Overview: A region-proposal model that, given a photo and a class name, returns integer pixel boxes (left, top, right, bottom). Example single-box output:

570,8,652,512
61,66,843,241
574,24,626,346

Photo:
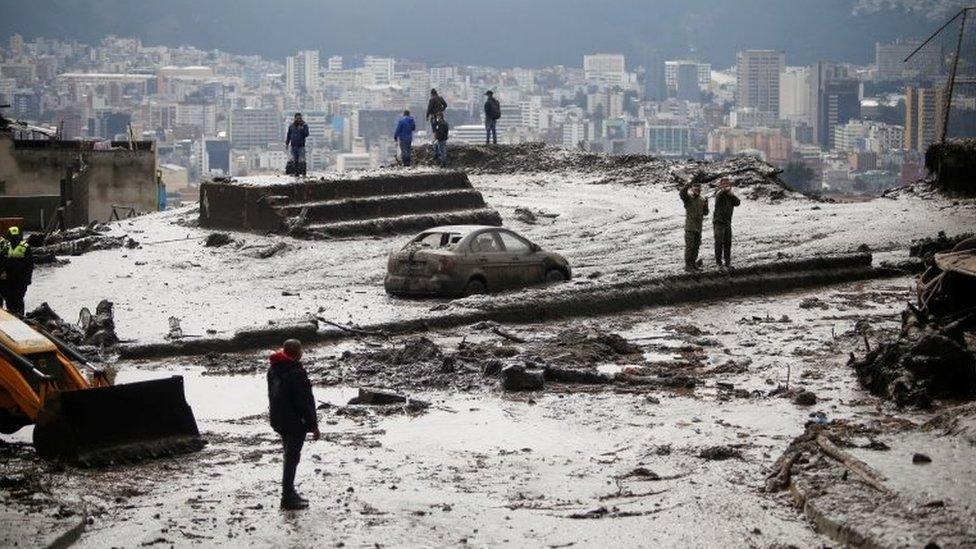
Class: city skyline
0,0,952,68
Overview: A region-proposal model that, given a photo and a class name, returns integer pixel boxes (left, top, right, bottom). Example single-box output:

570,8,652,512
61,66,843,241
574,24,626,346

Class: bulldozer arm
33,376,205,466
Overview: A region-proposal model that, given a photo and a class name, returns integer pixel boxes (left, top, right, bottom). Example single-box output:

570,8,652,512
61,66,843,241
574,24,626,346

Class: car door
467,230,509,290
496,230,544,286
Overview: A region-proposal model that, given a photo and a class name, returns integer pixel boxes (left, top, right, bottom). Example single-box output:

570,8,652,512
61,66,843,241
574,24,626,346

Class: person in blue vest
0,226,33,316
393,110,416,166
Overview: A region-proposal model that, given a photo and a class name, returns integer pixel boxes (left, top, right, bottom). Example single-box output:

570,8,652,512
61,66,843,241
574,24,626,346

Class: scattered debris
203,232,233,247
500,364,545,392
348,388,407,405
698,445,742,461
26,300,119,348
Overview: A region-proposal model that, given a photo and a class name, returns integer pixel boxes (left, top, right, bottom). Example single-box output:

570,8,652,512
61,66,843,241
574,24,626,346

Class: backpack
486,98,501,120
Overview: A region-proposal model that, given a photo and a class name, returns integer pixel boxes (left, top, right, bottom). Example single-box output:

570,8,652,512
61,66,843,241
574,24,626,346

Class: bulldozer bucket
32,376,204,466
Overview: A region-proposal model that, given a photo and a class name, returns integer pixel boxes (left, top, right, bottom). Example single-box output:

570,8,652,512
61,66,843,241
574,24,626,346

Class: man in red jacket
267,339,320,510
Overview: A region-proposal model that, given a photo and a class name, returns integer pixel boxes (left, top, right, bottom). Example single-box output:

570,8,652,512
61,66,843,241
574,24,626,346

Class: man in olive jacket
712,178,741,268
679,182,709,271
267,339,319,510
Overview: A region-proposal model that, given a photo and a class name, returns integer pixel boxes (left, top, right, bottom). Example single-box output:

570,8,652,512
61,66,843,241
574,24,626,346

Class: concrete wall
0,134,158,224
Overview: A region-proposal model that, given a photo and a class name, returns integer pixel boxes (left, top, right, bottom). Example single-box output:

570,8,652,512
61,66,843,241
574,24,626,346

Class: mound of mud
925,139,976,197
535,326,640,366
413,142,796,198
850,241,976,407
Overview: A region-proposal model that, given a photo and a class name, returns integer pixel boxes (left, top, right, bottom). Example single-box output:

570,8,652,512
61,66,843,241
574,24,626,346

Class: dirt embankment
413,142,797,200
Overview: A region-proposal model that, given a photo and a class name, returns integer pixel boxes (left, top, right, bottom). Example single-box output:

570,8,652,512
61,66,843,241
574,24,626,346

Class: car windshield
406,232,464,250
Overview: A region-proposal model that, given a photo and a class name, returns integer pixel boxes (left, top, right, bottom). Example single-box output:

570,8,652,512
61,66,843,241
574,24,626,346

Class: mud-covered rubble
34,224,138,263
850,237,976,407
413,142,798,200
26,300,120,349
767,417,976,548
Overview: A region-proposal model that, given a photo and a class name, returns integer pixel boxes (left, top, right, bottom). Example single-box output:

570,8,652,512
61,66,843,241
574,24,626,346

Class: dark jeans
1,284,25,316
684,230,702,267
398,139,412,166
485,119,497,144
290,146,306,163
434,140,448,166
280,432,305,498
714,224,733,266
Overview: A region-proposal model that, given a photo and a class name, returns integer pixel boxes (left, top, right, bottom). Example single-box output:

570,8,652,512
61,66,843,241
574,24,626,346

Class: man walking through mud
267,339,319,510
712,178,741,269
679,182,709,271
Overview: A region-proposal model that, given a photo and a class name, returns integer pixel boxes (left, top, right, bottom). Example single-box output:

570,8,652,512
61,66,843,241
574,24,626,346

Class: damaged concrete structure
0,118,159,230
198,171,502,237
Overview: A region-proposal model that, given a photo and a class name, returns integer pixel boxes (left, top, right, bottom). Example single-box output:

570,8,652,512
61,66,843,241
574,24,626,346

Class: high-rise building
809,62,861,149
904,85,945,152
583,54,626,86
665,61,711,94
327,56,343,71
673,63,711,103
643,51,668,102
779,67,811,123
876,40,942,81
736,50,786,117
230,108,282,149
8,34,23,56
286,50,320,95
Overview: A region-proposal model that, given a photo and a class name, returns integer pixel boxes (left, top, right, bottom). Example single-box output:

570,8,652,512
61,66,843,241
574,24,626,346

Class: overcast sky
0,0,948,67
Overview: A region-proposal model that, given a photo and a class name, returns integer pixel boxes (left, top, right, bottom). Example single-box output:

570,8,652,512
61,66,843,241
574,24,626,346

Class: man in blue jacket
267,338,319,510
285,113,309,169
393,110,416,166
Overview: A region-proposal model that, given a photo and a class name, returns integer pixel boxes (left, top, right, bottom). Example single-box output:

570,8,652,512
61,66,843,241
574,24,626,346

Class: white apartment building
336,153,371,171
736,50,786,117
363,56,394,87
834,120,905,153
583,53,626,86
779,66,811,123
286,50,319,95
665,61,711,90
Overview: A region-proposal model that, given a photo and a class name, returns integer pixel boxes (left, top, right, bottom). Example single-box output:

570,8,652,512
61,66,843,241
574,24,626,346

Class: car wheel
463,278,487,296
545,269,567,283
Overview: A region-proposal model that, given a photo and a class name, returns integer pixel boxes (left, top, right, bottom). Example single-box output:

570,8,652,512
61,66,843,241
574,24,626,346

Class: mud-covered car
385,225,571,296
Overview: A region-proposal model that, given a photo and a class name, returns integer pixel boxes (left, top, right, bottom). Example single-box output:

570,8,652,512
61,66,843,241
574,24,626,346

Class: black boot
281,492,309,510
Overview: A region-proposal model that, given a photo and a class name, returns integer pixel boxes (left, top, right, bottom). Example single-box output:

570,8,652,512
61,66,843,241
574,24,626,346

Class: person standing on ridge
394,110,416,166
432,114,450,167
285,113,309,175
484,90,501,145
267,338,319,510
712,178,741,269
426,89,447,133
679,182,709,272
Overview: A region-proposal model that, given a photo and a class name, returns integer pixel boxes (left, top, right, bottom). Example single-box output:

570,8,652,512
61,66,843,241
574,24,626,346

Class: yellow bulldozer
0,309,203,465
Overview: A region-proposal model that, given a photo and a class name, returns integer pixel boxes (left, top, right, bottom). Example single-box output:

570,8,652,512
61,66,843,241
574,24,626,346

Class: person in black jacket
712,178,741,269
483,91,500,145
432,114,450,167
267,339,319,510
425,89,447,133
0,226,33,316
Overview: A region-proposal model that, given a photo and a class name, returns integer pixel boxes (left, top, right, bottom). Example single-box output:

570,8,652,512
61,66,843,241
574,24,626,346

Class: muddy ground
25,169,976,345
3,276,974,548
3,155,976,547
